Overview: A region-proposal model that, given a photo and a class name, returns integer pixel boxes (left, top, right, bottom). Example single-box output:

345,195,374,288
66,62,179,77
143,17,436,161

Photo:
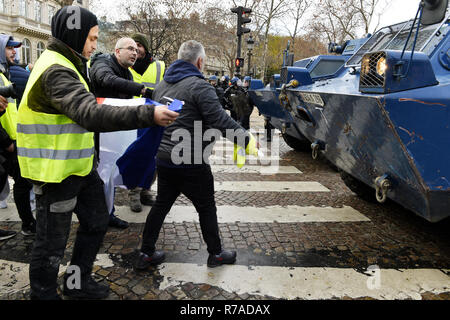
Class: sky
377,0,422,28
92,0,427,34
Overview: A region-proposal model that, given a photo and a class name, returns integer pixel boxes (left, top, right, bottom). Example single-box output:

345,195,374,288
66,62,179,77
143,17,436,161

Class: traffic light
231,6,252,36
235,58,244,68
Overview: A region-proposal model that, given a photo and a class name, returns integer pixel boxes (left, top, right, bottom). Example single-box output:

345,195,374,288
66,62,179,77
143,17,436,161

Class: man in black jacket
90,37,152,99
90,37,153,229
135,40,258,270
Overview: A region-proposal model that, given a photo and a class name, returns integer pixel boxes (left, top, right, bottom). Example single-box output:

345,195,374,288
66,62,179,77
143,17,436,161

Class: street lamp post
246,35,255,77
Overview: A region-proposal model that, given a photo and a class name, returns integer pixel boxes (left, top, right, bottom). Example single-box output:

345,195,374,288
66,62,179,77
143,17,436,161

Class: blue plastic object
147,98,184,112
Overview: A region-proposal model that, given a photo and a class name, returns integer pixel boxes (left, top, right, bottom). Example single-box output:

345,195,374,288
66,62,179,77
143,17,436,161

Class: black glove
143,88,153,99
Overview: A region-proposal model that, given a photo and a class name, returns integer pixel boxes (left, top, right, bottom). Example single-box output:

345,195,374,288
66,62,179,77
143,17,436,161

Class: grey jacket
153,60,249,166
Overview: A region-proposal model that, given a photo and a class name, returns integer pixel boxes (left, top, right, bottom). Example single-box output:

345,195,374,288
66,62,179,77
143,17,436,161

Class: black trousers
0,151,34,225
29,171,109,299
141,164,222,256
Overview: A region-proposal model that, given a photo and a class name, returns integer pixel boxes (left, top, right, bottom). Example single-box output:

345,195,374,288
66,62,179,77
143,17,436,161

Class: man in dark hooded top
17,6,179,300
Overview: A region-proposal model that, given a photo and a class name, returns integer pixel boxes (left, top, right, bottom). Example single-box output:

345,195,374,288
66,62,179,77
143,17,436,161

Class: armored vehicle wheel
340,171,376,202
282,133,310,152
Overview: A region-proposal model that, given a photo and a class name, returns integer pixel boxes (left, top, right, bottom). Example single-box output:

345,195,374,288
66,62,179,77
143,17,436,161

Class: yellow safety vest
130,60,165,91
0,73,18,140
16,49,95,183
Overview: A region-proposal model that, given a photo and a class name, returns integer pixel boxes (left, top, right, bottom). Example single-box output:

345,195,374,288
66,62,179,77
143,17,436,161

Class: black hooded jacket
89,53,144,99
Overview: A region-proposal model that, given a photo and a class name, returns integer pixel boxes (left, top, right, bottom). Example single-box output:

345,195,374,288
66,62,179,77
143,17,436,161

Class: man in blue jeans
135,40,258,269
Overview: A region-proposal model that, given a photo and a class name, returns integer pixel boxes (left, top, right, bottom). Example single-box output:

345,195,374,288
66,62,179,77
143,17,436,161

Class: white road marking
148,181,329,193
158,263,450,300
211,165,302,174
212,181,329,192
209,155,281,164
116,205,370,224
0,205,369,224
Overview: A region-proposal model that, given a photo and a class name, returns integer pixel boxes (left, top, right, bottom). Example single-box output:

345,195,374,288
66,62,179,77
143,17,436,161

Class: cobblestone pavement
0,111,449,302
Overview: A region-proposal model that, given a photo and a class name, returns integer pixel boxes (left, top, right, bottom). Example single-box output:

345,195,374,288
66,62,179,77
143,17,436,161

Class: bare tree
310,0,360,44
310,0,388,45
114,0,201,62
281,0,311,49
349,0,388,34
256,0,290,82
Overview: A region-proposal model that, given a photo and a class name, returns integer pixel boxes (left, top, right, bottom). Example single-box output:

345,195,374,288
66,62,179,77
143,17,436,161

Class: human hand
0,95,7,112
153,105,179,127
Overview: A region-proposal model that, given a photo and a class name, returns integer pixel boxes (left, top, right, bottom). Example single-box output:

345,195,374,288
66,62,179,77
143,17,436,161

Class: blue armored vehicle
259,0,449,222
249,37,368,149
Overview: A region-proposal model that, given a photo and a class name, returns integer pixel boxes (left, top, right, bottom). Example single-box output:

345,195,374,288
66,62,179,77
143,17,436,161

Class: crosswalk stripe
116,205,370,223
0,205,369,224
208,155,281,165
197,181,329,192
149,181,328,192
211,165,302,174
4,257,448,300
158,263,450,300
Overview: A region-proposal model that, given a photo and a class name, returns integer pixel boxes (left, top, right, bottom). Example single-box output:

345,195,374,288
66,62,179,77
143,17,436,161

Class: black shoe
63,275,110,300
21,221,36,236
109,215,129,229
0,229,17,241
140,191,154,206
134,251,165,270
207,250,237,268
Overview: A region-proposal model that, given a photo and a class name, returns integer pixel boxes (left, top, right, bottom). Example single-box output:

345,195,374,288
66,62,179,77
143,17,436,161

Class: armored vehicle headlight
359,51,386,93
360,50,438,94
376,57,387,76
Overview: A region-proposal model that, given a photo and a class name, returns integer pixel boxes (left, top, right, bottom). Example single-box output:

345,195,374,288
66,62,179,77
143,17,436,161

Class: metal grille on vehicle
280,67,288,84
359,52,386,90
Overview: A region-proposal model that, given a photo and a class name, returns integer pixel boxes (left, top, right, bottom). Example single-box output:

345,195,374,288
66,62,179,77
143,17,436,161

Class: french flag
96,97,181,214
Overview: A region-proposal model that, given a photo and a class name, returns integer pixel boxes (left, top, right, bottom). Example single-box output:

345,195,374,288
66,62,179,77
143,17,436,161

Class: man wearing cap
0,34,36,238
16,6,178,300
126,33,166,213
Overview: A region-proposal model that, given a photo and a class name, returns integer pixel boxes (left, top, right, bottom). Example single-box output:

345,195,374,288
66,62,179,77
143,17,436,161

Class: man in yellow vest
17,6,179,300
0,35,36,239
128,33,166,212
0,87,17,241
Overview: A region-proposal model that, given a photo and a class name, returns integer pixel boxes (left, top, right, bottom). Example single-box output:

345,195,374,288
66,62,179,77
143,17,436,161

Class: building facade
0,0,89,65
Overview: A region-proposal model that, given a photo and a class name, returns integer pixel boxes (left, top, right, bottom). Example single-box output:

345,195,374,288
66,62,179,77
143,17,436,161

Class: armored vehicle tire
340,171,376,203
282,133,311,152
